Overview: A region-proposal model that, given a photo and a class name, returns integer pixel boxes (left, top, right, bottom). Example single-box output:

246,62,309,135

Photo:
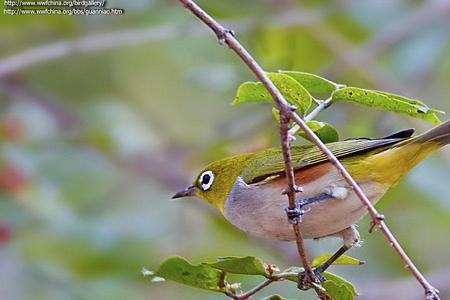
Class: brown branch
360,269,450,300
225,271,311,300
292,13,446,300
287,114,440,300
279,111,321,295
237,278,276,300
176,1,439,299
288,97,334,137
176,0,325,298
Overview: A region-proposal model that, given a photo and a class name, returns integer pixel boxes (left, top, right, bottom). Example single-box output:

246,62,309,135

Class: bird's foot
285,194,334,224
425,287,440,300
284,205,308,224
297,267,327,291
368,213,385,233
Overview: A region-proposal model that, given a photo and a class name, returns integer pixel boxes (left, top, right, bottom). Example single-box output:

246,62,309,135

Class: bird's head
172,153,253,211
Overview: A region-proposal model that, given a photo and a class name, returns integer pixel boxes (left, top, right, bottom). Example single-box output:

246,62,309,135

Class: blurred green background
1,0,450,299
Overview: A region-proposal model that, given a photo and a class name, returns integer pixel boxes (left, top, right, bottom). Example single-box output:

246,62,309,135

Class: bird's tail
366,120,450,185
410,120,450,145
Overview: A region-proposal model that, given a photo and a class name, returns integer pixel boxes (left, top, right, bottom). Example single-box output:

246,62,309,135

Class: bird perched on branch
173,120,450,278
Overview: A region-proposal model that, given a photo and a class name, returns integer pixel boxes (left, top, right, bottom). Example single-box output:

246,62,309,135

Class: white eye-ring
199,170,214,191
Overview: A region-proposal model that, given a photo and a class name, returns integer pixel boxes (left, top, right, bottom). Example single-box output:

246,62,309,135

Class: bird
173,120,450,277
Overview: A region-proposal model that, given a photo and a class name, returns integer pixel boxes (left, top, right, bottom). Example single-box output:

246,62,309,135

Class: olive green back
240,132,413,184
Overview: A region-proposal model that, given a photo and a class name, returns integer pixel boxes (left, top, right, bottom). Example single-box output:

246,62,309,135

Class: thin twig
224,290,239,300
280,111,321,292
289,17,450,285
176,1,440,299
361,269,450,300
288,97,333,137
225,272,308,300
237,278,276,300
288,112,440,300
177,0,325,298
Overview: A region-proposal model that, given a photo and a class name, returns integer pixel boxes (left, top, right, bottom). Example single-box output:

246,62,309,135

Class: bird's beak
172,185,198,199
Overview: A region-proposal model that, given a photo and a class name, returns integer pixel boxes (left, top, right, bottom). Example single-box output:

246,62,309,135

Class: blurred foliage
1,0,450,299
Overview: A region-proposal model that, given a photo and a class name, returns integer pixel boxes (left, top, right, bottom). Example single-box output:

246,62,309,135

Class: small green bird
173,120,450,275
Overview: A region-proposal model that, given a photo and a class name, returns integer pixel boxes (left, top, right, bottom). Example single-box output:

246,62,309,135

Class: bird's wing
240,129,415,184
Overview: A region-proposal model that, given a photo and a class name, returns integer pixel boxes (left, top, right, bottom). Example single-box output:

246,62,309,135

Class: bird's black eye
201,174,211,184
199,171,214,191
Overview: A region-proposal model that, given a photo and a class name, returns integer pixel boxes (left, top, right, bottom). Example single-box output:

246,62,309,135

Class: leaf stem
288,97,333,137
224,272,304,300
238,278,276,300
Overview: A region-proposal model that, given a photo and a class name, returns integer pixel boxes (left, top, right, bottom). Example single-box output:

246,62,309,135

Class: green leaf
322,281,354,300
297,121,339,143
206,256,268,276
272,107,281,123
323,271,358,299
232,73,312,116
233,81,272,105
282,267,357,299
376,91,445,116
311,254,363,268
261,295,300,300
145,256,225,292
332,87,443,124
261,295,285,300
280,71,341,98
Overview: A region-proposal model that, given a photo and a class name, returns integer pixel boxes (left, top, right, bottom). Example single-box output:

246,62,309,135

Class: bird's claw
425,287,440,300
369,213,385,233
285,194,333,224
297,268,326,291
285,206,305,224
285,199,310,224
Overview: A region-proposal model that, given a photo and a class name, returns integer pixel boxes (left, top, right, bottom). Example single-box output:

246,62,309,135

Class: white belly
223,171,387,241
